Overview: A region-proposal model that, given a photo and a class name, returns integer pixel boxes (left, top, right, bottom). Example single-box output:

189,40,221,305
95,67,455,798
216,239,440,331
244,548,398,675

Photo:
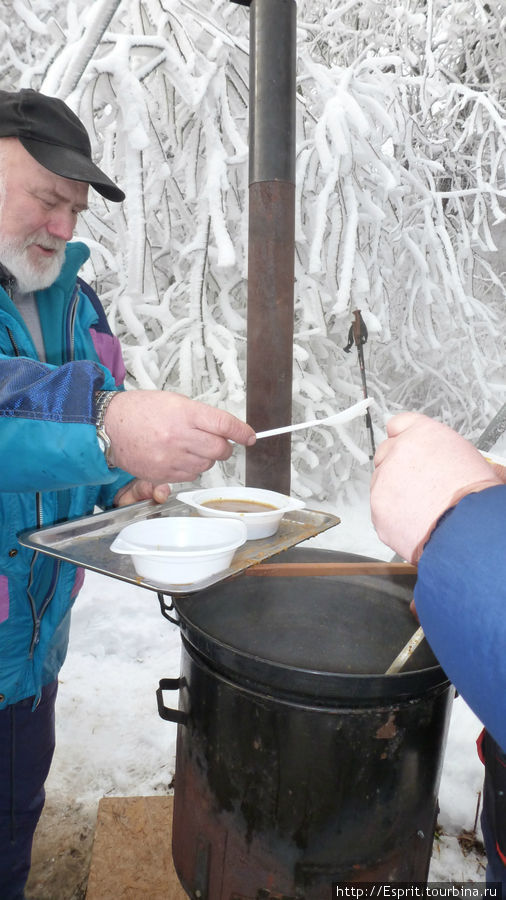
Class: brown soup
201,498,278,513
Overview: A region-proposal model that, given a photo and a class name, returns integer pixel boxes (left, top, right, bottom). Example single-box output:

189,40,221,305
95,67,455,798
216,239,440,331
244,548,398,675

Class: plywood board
86,796,187,899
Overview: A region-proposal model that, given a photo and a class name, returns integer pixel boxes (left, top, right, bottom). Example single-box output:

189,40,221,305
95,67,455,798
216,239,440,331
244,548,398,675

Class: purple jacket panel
90,329,126,387
0,576,8,624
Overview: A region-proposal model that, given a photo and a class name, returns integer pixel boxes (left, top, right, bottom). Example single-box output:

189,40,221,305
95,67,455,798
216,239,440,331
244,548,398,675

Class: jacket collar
36,241,90,301
0,241,92,362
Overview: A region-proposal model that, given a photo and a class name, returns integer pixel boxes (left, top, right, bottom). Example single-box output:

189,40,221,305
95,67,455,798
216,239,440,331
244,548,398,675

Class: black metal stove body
157,549,454,899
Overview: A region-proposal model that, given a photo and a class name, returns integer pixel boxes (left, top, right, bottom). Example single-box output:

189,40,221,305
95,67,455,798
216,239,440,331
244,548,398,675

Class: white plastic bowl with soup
177,486,305,540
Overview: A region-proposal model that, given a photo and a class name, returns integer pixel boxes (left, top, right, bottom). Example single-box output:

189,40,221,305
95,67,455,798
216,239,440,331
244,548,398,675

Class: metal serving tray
18,496,340,596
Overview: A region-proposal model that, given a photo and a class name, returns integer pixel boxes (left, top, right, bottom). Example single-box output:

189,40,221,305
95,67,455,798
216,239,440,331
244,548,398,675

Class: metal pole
475,402,506,452
344,310,376,461
233,0,297,494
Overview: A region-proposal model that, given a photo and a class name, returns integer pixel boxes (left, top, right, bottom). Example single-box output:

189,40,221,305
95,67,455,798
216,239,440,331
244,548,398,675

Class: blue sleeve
96,470,134,510
415,485,506,749
0,355,127,492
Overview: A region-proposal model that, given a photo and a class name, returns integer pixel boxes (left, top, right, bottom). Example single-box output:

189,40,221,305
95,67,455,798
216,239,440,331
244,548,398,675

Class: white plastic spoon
254,398,373,439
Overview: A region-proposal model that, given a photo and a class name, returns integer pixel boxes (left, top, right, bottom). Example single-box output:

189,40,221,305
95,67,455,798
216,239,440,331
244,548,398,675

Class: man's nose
46,209,77,242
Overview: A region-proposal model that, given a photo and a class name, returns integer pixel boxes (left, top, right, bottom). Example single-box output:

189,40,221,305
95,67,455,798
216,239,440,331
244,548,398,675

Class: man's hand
104,391,256,484
113,479,171,508
370,412,501,563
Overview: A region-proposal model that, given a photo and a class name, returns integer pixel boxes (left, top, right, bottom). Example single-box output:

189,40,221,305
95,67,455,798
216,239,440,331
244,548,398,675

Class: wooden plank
245,561,418,577
86,796,187,900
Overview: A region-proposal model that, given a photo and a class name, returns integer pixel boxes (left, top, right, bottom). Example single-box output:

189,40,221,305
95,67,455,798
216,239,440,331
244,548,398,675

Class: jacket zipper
6,286,79,658
27,546,61,658
32,290,79,650
66,285,79,362
6,326,18,356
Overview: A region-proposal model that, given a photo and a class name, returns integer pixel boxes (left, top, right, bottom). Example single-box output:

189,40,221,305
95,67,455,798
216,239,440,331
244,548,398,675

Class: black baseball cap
0,88,125,202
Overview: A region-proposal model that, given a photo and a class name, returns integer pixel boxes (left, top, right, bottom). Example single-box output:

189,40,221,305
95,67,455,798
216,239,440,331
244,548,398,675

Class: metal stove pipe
233,0,297,494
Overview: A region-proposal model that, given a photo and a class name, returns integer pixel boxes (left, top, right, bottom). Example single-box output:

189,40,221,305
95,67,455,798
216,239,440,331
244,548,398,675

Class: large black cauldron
157,548,454,899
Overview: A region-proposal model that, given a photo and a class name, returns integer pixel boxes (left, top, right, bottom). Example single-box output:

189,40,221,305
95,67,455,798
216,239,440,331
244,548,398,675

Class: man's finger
152,483,171,503
385,411,425,438
373,437,393,468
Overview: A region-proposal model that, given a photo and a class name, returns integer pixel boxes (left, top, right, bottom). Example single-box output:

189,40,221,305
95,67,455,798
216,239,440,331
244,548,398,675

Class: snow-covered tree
1,0,505,500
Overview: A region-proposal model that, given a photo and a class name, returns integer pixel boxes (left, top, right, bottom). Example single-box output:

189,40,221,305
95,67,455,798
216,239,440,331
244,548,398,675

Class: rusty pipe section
246,181,295,493
243,0,297,494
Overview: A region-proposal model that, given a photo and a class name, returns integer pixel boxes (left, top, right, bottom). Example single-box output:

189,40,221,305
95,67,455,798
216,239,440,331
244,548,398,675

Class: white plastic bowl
110,517,247,586
176,486,305,540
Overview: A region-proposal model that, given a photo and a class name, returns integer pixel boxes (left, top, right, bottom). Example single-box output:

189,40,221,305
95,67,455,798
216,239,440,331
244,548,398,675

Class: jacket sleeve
76,278,134,506
0,354,123,492
414,485,506,750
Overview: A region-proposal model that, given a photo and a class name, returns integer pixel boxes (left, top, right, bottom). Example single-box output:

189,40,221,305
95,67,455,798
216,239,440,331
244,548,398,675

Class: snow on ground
46,481,487,883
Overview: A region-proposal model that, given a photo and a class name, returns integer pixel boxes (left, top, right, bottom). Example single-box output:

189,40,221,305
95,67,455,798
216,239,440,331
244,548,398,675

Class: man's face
0,138,89,293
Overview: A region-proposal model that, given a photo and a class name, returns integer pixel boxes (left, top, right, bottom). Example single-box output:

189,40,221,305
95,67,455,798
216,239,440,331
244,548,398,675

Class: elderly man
0,88,255,898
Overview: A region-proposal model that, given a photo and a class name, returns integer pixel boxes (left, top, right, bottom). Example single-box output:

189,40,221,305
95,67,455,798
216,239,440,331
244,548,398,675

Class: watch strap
94,390,117,468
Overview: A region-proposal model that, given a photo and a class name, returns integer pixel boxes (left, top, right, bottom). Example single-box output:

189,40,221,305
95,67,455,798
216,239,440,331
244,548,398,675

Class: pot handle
157,593,180,626
156,677,187,725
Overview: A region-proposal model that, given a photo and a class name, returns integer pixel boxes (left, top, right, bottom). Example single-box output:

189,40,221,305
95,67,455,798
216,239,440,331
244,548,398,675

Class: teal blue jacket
0,241,133,709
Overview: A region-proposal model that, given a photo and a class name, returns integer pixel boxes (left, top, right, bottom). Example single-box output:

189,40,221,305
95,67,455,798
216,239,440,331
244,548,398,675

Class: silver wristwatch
94,390,117,468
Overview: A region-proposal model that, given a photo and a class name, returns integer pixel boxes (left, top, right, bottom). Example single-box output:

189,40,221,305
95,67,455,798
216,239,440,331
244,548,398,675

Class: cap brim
20,137,125,203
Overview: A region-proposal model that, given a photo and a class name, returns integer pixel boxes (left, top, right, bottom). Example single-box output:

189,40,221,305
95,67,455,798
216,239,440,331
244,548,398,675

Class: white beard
0,231,66,293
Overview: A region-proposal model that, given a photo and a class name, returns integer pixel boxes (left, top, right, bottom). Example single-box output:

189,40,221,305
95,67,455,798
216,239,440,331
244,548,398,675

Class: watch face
97,428,114,467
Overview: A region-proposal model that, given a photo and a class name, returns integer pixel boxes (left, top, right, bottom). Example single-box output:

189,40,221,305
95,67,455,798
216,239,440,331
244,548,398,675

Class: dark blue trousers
0,681,57,900
480,729,506,888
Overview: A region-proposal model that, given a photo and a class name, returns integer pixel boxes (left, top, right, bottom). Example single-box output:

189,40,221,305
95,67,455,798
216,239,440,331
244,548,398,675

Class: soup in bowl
177,486,305,539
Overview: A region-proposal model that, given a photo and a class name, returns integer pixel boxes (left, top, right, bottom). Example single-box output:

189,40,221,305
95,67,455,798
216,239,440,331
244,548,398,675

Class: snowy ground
27,483,487,896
